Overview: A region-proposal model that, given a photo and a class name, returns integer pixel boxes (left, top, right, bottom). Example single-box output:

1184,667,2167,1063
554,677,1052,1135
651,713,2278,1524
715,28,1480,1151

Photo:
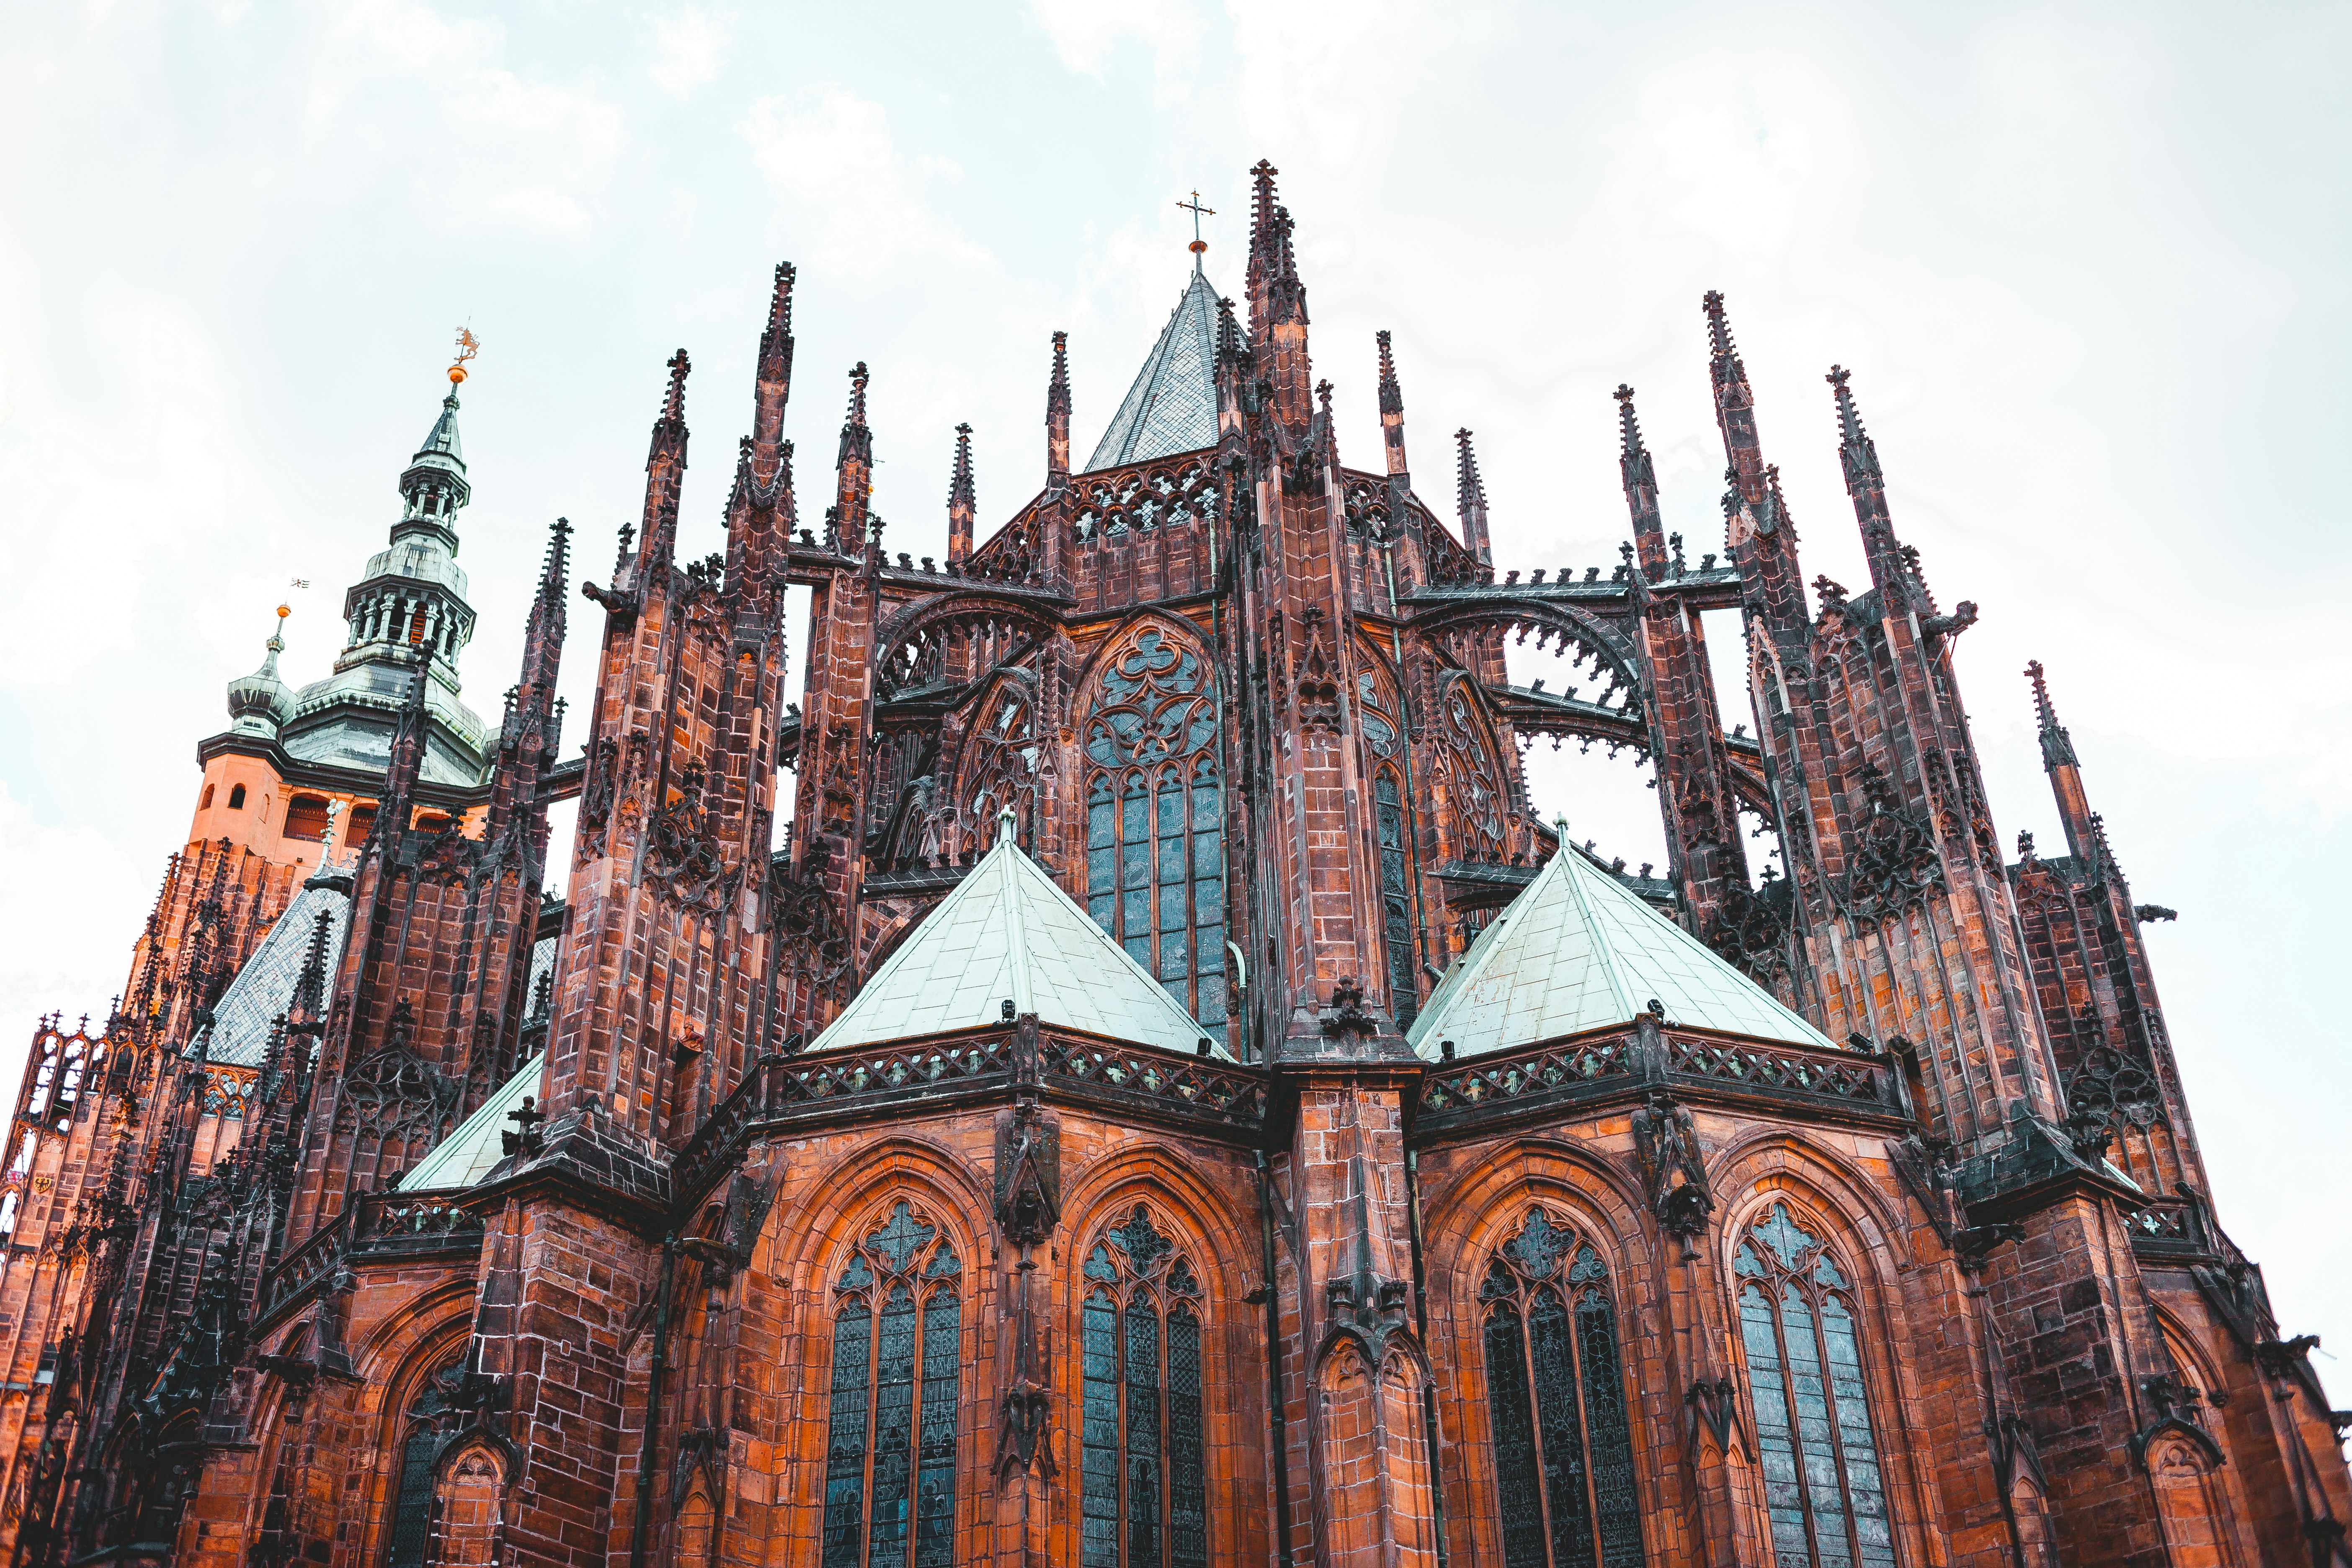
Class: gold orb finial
276,603,291,620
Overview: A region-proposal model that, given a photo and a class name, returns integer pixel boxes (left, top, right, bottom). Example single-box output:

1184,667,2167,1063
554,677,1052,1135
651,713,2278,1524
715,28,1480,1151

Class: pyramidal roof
1405,843,1835,1059
193,880,353,1068
807,818,1225,1057
1084,268,1223,473
398,1052,545,1191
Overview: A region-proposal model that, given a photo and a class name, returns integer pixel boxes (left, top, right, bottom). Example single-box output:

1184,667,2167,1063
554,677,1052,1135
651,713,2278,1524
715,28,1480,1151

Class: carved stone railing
1040,1034,1268,1131
2121,1193,2243,1268
1416,1024,1902,1140
1419,1034,1635,1121
255,1191,488,1325
670,1034,1019,1207
1663,1034,1891,1107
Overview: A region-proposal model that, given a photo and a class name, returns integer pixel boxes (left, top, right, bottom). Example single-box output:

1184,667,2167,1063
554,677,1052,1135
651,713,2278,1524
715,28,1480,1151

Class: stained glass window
823,1202,962,1568
384,1361,463,1568
1078,1205,1209,1568
1478,1211,1644,1568
1375,771,1417,1028
1082,626,1227,1033
1736,1202,1896,1568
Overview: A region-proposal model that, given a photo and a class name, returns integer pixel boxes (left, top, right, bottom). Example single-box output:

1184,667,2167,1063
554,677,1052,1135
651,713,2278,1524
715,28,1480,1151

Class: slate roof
1084,268,1223,473
806,822,1225,1057
1405,845,1835,1059
396,1053,544,1191
195,880,353,1068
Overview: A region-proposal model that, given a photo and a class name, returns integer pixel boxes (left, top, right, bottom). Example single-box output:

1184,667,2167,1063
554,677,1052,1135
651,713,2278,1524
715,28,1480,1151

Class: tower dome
224,608,296,739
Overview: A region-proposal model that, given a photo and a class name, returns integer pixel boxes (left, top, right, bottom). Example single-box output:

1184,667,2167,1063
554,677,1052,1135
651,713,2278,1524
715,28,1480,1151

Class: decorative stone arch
1417,1142,1663,1568
2141,1425,2242,1568
365,1313,498,1568
1306,1329,1440,1567
671,1477,718,1568
1068,613,1231,1032
871,592,1062,702
1712,1153,1925,1568
427,1437,508,1568
944,664,1049,861
756,1137,992,1568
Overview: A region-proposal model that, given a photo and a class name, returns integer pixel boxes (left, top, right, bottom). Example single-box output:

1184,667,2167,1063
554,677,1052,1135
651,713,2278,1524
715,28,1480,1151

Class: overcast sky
3,2,2345,1375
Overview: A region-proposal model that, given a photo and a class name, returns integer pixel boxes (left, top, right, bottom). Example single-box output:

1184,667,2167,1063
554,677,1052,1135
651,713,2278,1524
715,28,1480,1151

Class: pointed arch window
1375,771,1417,1028
821,1202,962,1568
1479,1210,1643,1568
384,1360,465,1568
1081,626,1226,1031
1736,1202,1896,1568
1080,1205,1208,1568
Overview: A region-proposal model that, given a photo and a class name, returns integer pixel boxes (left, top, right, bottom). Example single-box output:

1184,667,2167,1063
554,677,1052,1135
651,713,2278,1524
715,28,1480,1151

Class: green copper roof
397,1052,544,1191
807,820,1226,1057
1084,268,1222,473
1405,846,1835,1058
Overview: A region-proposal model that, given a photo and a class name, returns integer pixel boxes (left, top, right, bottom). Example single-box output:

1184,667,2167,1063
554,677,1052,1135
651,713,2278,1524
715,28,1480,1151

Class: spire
1046,332,1072,486
398,386,471,533
1826,364,1908,603
382,654,432,821
490,517,571,836
2026,661,2097,861
1376,330,1408,478
834,361,874,552
1704,290,1769,506
226,606,296,739
947,423,976,564
636,349,692,570
1245,158,1311,425
1614,385,1669,578
752,262,796,473
1454,427,1492,566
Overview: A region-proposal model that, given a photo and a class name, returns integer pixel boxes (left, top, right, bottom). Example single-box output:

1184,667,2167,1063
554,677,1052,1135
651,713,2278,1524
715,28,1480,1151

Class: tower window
821,1202,962,1568
407,606,429,646
1737,1202,1897,1568
201,784,214,810
227,783,247,810
1480,1210,1644,1568
283,795,332,842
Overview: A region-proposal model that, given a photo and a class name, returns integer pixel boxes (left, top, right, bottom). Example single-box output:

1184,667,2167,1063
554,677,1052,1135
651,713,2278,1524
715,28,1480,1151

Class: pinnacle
1376,330,1402,415
1612,384,1647,458
846,361,870,428
1703,289,1738,363
662,349,691,424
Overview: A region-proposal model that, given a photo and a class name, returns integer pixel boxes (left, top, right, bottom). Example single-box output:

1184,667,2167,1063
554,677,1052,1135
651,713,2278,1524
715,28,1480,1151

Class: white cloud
740,89,988,270
647,7,727,95
1026,0,1197,75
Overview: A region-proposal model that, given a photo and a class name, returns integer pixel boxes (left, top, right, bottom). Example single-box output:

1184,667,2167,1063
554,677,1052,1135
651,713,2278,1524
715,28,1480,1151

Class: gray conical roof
415,391,465,469
1085,268,1222,472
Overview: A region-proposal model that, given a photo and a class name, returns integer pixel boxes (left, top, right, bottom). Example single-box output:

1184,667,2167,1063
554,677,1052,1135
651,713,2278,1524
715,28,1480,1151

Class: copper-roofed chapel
0,161,2340,1568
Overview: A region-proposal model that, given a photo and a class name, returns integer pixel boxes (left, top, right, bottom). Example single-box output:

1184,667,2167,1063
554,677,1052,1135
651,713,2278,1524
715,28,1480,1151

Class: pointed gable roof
1084,268,1223,473
807,823,1224,1057
1405,845,1835,1059
396,1052,544,1191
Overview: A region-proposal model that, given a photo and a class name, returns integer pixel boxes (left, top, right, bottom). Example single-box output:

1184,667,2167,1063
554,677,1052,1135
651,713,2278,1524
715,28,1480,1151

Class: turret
1046,332,1071,488
224,606,296,740
1454,427,1492,566
947,422,976,565
835,361,874,556
2027,660,2099,863
1245,160,1313,429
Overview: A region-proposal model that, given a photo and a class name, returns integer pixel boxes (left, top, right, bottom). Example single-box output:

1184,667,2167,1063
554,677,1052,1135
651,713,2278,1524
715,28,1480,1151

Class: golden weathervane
449,326,481,385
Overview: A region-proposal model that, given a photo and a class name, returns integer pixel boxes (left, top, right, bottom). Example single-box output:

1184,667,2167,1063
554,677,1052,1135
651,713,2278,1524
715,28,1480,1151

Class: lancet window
1736,1202,1896,1568
821,1202,962,1568
1081,626,1226,1029
1478,1210,1643,1568
1080,1205,1208,1568
384,1360,464,1568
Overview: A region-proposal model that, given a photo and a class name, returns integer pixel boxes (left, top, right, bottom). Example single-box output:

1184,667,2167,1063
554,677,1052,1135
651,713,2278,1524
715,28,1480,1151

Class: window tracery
1478,1210,1643,1568
1735,1202,1896,1568
957,683,1042,859
1430,680,1506,860
384,1360,465,1568
821,1202,962,1568
1081,626,1226,1030
1079,1205,1208,1568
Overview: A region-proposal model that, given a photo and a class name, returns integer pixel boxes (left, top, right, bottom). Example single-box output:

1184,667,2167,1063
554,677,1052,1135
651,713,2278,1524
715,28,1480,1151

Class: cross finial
1177,190,1215,270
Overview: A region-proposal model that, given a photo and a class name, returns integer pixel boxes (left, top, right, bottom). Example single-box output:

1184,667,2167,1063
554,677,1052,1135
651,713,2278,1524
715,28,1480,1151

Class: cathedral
0,161,2343,1568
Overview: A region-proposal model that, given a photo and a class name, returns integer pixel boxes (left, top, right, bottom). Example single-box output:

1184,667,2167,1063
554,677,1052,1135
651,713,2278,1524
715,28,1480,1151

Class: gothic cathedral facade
0,163,2342,1568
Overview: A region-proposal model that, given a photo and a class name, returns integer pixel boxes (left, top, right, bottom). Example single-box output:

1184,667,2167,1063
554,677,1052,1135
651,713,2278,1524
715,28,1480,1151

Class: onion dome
226,606,297,738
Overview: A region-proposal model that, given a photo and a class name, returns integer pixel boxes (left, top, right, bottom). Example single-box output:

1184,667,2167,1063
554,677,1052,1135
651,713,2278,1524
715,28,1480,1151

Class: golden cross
1176,191,1215,265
